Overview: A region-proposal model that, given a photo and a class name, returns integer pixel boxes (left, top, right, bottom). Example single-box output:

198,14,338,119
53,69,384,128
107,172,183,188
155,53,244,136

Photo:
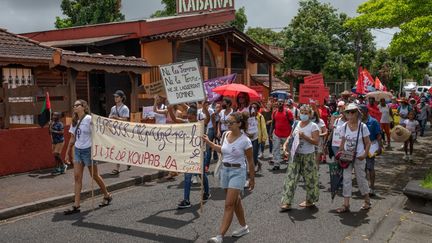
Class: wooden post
268,63,272,92
244,48,249,85
200,38,206,66
2,81,10,129
128,72,138,113
67,68,78,109
224,35,229,68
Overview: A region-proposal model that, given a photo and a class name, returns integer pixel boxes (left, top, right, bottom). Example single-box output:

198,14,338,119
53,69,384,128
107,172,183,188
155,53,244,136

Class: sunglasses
345,110,357,114
73,104,82,108
224,121,237,125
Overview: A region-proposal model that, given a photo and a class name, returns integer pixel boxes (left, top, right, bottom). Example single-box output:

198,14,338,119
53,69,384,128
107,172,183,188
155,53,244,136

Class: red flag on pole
363,68,375,87
375,77,387,91
356,67,365,94
37,92,51,127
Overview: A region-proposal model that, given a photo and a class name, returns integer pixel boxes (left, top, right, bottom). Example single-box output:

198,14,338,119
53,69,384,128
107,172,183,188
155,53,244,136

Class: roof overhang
50,50,151,74
41,34,130,48
251,74,290,91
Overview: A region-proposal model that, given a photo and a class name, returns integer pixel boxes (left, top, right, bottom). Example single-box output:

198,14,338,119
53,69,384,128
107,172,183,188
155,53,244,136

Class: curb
0,170,167,221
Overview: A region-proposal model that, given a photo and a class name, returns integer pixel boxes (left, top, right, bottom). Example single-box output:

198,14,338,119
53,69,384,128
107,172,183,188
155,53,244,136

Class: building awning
51,50,151,74
251,74,290,91
41,34,129,48
0,28,53,66
143,24,283,64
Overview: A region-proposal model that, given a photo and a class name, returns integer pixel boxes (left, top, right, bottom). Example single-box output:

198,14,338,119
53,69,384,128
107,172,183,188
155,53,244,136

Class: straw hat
391,125,411,142
341,90,352,96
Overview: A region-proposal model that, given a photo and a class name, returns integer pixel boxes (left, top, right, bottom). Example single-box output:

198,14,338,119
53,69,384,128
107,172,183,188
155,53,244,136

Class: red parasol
212,83,260,100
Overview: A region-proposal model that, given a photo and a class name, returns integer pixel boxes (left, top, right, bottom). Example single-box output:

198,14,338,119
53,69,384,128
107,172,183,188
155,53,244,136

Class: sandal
110,169,120,175
64,206,80,215
360,202,371,210
299,201,315,208
279,204,291,212
99,194,113,207
336,205,350,213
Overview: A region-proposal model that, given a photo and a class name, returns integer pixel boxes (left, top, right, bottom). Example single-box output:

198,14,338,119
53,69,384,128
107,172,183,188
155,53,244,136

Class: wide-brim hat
391,125,411,142
341,90,352,96
344,103,360,112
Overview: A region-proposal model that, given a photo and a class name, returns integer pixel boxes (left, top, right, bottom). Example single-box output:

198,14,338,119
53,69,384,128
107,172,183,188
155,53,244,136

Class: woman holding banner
64,99,112,215
168,103,211,209
203,112,255,243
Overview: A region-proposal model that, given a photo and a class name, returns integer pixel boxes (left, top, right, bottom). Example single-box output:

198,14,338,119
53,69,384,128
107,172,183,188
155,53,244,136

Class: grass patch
421,169,432,189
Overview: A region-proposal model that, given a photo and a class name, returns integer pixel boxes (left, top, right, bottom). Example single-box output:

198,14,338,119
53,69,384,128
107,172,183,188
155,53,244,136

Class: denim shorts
219,166,247,190
74,147,94,167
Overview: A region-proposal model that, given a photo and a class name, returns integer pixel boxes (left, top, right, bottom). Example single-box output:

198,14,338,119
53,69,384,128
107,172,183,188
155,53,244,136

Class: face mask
251,107,256,113
222,104,227,109
300,114,309,121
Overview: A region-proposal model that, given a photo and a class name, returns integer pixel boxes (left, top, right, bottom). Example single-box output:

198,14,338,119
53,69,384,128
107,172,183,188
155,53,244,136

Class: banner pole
91,158,95,210
200,120,205,214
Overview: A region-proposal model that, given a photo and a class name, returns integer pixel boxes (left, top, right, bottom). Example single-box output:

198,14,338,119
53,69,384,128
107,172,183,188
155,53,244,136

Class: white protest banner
91,114,204,174
159,59,205,105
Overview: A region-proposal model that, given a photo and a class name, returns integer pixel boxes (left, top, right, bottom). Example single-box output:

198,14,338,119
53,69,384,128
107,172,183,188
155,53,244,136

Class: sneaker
403,155,409,161
60,164,68,174
232,225,249,237
369,189,376,197
272,166,280,171
192,175,199,184
408,155,413,161
268,154,273,159
177,200,191,209
203,193,211,202
258,154,264,159
209,235,223,243
244,180,249,188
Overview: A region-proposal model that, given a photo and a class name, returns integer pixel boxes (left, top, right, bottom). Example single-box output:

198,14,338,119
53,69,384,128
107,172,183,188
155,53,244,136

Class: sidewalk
0,162,166,220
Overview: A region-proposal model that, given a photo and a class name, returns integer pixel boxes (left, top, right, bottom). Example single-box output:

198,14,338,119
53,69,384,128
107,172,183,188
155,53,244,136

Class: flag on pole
356,67,366,94
363,68,375,87
375,77,387,91
38,92,51,127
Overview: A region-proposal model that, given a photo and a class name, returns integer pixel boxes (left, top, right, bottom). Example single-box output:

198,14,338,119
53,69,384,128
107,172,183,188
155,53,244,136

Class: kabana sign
159,59,205,105
176,0,235,15
91,114,204,174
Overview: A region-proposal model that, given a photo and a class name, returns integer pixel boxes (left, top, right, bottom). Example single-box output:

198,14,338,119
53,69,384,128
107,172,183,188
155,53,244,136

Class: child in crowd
402,111,420,161
49,112,67,175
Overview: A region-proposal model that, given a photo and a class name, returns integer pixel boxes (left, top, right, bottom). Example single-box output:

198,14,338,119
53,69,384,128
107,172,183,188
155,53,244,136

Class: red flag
363,68,375,87
37,92,51,127
375,77,386,91
356,67,365,94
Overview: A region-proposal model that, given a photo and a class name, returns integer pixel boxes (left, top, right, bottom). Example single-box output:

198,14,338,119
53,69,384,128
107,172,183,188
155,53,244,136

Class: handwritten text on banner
91,114,204,174
159,59,205,105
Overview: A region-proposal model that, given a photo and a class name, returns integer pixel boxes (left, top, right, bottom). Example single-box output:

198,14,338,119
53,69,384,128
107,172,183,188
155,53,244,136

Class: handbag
214,131,228,178
337,122,362,169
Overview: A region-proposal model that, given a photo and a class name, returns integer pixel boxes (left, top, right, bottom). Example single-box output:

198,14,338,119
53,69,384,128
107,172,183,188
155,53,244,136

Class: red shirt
273,108,294,138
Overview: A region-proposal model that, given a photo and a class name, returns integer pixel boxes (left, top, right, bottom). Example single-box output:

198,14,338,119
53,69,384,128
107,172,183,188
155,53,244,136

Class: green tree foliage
346,0,432,63
55,0,125,29
151,0,176,17
230,7,247,32
245,27,284,46
282,0,375,82
151,1,247,31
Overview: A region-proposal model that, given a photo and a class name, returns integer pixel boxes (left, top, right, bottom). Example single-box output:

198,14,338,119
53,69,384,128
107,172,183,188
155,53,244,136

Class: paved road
0,160,382,243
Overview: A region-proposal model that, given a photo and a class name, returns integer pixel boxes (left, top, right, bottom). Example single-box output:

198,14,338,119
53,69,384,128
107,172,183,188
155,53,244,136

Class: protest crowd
56,76,432,243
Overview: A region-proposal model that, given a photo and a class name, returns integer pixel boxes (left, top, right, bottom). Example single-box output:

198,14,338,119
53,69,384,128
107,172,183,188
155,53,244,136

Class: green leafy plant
421,169,432,190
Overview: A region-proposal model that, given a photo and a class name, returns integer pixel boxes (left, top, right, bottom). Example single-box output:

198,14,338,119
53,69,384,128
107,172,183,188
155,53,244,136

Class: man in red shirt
270,99,294,170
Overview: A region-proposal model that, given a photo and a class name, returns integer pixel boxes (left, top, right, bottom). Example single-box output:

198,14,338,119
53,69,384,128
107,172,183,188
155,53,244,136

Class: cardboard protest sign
304,74,324,86
204,73,236,102
91,114,204,174
144,80,165,96
159,59,205,105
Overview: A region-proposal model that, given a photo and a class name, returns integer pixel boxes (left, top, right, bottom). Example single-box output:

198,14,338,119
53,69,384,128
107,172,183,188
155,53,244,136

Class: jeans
252,139,259,166
184,172,209,201
419,119,427,136
204,127,216,167
260,124,273,154
272,133,287,166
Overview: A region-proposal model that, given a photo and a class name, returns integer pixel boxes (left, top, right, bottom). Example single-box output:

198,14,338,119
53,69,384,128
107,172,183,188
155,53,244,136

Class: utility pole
355,31,361,86
399,56,403,97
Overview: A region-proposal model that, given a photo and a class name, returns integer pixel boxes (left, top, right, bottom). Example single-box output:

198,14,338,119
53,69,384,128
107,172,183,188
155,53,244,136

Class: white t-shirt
332,118,346,147
221,132,252,168
69,114,92,149
219,108,233,132
340,122,370,158
247,116,259,140
198,107,215,129
404,119,419,133
378,104,391,123
109,104,129,118
294,122,320,154
154,104,167,124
